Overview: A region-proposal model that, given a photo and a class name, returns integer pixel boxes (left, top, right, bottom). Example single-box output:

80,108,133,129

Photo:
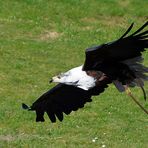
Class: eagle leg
124,85,148,115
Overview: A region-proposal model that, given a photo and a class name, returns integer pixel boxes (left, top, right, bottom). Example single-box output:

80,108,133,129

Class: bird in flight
23,21,148,123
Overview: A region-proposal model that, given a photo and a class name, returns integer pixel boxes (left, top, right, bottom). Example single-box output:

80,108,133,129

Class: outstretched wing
24,80,109,122
83,21,148,71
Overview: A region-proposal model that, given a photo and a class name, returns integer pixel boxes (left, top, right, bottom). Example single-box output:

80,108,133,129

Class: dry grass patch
118,0,130,7
81,26,94,31
81,17,98,24
100,16,126,27
0,135,14,142
81,16,126,27
40,30,61,41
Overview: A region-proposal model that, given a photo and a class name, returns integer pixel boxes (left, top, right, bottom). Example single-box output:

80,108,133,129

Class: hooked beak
49,78,53,83
49,76,61,84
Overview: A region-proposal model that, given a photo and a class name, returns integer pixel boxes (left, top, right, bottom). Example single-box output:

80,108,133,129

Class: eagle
23,21,148,123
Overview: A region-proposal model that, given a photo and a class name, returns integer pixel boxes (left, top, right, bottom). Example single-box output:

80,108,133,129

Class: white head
49,66,97,90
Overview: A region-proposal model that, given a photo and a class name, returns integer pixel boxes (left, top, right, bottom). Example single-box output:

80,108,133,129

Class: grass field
0,0,148,147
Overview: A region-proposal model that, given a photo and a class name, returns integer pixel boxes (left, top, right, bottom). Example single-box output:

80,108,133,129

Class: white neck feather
52,65,96,90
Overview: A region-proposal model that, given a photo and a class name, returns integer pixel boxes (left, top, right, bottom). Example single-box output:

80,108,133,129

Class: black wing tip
119,21,148,39
119,22,134,40
22,103,30,110
131,21,148,36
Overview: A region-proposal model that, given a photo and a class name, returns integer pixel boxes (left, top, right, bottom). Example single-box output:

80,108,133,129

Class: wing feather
130,21,148,36
25,81,109,122
83,21,148,71
119,23,134,39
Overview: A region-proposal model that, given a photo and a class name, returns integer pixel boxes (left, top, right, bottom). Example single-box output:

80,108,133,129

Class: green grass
0,0,148,147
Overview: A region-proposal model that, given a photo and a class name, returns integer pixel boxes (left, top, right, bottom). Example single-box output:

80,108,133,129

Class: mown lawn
0,0,148,147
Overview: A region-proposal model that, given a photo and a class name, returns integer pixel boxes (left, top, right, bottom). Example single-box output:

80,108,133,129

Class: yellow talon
125,86,132,96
